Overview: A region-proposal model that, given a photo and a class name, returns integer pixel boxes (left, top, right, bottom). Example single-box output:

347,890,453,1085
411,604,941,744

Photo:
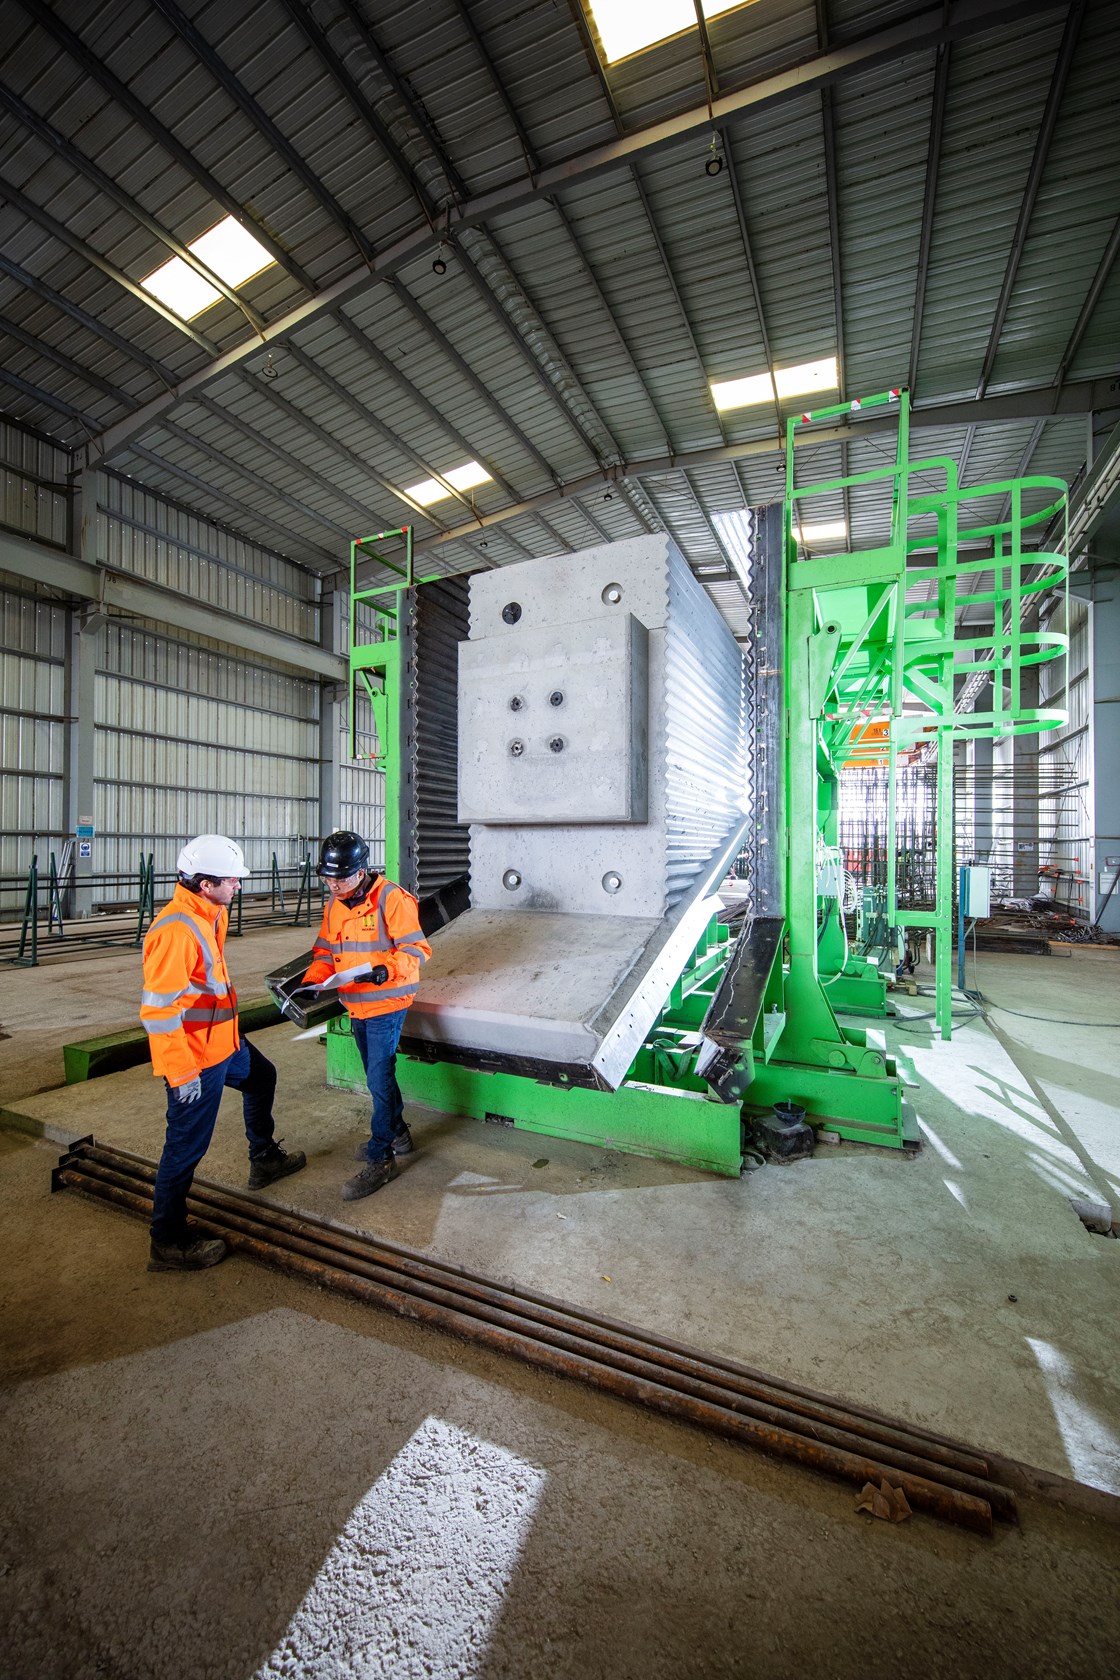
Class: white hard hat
176,834,250,878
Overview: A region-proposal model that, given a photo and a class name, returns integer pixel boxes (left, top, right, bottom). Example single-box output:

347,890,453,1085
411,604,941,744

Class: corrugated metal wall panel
97,470,320,640
93,617,321,881
1,420,70,548
0,571,67,910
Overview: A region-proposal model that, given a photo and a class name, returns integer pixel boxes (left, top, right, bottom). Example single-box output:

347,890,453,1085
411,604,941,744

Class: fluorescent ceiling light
140,215,273,320
589,0,745,63
403,461,493,506
711,355,839,412
797,519,847,544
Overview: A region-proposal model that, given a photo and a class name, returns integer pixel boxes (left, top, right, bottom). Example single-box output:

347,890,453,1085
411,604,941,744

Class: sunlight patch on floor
256,1416,547,1679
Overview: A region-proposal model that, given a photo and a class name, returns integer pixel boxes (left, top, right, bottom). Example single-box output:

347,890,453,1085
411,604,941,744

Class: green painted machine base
326,1026,743,1177
62,998,282,1084
744,1053,904,1150
824,967,890,1017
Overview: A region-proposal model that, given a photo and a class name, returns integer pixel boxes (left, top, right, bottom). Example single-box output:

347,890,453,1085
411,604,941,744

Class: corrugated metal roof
0,0,1114,644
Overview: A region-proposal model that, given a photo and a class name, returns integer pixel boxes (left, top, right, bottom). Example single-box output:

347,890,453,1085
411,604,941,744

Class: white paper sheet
303,962,372,993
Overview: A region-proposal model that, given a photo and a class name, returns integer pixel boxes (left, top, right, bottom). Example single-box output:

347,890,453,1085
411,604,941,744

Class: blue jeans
352,1011,406,1163
150,1039,277,1243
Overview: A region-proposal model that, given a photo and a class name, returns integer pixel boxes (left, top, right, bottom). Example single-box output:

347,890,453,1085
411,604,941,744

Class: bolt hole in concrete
508,694,524,711
502,870,521,891
548,736,565,753
502,601,521,624
509,739,524,757
602,872,622,894
601,582,622,604
549,689,564,707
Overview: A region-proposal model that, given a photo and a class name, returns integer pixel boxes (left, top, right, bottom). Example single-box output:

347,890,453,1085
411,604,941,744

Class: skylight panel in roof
140,216,274,321
588,0,745,63
710,370,774,412
404,462,493,506
444,462,491,493
711,356,838,412
190,218,272,288
141,256,222,320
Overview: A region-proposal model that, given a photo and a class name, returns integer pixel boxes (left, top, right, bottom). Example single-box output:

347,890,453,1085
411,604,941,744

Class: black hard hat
317,830,370,879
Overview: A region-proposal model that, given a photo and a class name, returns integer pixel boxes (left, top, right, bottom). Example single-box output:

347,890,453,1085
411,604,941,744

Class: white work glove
173,1075,202,1105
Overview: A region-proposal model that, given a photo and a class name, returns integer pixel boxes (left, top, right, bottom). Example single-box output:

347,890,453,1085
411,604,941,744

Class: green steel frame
782,387,1069,1043
348,526,415,883
326,916,745,1176
335,405,1069,1172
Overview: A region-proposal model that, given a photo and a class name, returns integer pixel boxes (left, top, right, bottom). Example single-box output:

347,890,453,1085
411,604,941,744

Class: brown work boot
148,1235,228,1272
247,1141,307,1190
341,1158,394,1201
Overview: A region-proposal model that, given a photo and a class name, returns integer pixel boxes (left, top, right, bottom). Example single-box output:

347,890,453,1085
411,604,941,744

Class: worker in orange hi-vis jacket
140,834,306,1272
296,830,430,1202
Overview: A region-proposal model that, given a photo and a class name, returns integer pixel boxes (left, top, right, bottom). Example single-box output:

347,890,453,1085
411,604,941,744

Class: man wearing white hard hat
139,834,306,1271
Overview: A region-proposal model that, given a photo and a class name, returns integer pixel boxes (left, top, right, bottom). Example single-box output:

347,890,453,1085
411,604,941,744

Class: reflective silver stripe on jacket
344,983,416,1003
182,1005,238,1024
142,1015,184,1035
141,987,191,1007
146,911,224,991
395,942,429,964
338,937,392,955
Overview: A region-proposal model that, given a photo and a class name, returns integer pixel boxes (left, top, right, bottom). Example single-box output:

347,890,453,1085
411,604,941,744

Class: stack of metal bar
54,1138,1018,1535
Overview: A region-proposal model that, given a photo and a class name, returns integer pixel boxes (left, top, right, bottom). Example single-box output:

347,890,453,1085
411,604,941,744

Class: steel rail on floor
52,1138,1018,1535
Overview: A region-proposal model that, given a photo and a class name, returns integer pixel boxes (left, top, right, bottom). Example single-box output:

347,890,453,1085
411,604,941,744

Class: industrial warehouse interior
1,0,1119,1675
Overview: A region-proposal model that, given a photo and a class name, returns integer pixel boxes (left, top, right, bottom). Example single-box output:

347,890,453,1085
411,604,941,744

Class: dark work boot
247,1141,307,1190
148,1235,228,1272
341,1158,394,1201
354,1127,414,1162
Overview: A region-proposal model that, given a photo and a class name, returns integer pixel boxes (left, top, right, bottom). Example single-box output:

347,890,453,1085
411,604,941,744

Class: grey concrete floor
1,931,1119,1677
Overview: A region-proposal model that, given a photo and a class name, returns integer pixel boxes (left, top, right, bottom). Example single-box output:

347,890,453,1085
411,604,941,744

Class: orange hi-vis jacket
140,884,240,1086
302,874,431,1019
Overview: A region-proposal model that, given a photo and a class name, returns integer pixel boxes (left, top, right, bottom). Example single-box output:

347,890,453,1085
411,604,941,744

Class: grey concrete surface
1,1130,1118,1680
1,938,1119,1676
2,940,1118,1498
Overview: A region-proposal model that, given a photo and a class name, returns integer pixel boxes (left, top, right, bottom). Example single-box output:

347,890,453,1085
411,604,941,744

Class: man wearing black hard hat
302,831,431,1200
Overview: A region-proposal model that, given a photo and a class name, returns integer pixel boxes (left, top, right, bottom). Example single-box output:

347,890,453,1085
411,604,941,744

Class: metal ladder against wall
784,387,1070,1039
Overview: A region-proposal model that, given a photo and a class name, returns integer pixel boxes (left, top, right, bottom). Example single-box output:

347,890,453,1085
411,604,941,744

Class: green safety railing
783,386,1070,1039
